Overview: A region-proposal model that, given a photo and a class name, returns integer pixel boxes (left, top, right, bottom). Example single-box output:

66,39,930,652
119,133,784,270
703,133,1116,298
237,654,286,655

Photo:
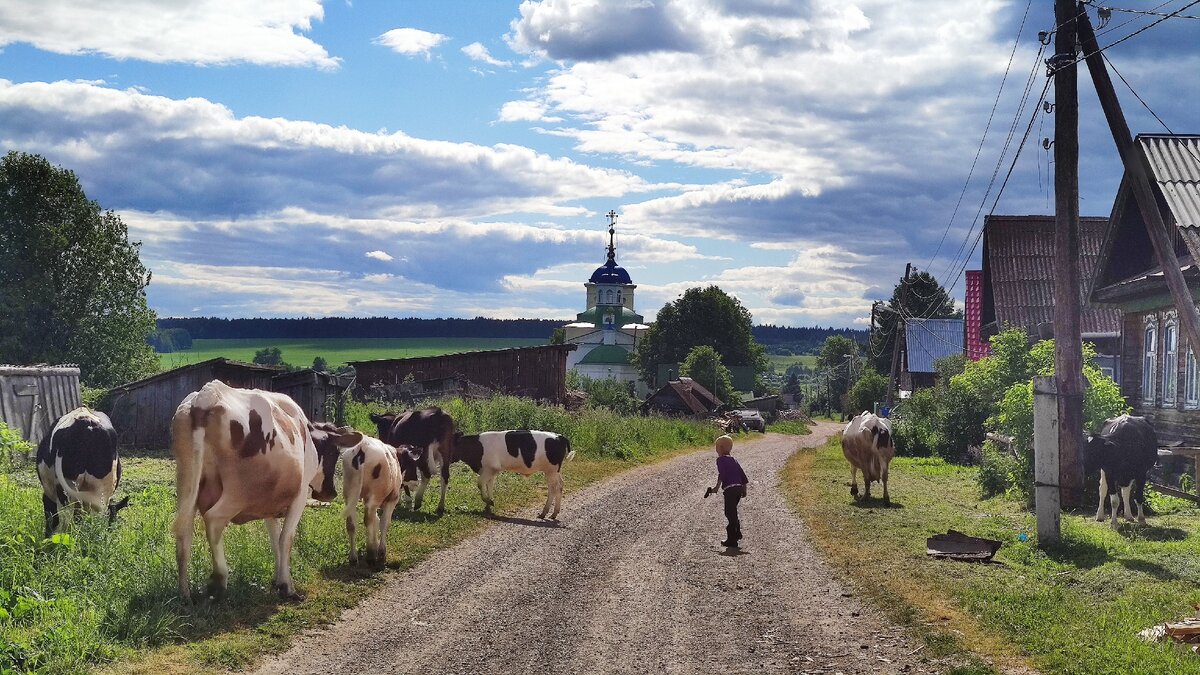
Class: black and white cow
370,408,456,514
1084,414,1158,530
36,407,128,537
453,430,574,520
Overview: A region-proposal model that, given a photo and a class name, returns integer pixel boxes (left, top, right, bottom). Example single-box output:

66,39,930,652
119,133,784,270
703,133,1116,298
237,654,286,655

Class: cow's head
309,423,364,501
368,413,399,442
1082,434,1115,475
395,444,423,496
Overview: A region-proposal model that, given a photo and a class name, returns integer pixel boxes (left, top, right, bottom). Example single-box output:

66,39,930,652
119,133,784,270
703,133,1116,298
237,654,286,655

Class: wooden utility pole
1078,8,1200,354
885,263,912,409
1053,0,1085,507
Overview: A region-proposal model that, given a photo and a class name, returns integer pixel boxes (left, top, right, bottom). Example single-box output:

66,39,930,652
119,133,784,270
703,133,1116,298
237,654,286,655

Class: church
563,212,651,395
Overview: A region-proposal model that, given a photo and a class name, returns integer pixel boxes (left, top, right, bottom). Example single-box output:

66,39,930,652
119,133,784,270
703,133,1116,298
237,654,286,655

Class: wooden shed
642,377,723,417
271,369,350,426
106,358,283,449
0,365,82,446
350,344,577,404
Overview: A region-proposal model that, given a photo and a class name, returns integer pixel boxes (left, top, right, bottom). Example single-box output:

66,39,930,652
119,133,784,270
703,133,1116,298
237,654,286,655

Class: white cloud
374,28,448,58
0,0,338,68
462,41,510,67
498,100,549,123
365,250,394,261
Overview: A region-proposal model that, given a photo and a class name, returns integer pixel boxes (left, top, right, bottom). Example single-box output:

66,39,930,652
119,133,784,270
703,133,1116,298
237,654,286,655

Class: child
704,434,749,548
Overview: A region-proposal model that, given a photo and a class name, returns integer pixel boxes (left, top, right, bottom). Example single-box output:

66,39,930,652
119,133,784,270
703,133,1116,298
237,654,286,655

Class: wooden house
106,358,283,448
642,377,722,417
1090,134,1200,443
0,365,81,446
900,318,963,392
980,214,1122,379
350,344,577,404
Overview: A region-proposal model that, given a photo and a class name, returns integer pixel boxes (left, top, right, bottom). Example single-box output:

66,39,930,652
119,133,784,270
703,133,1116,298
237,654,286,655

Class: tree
679,345,738,405
782,371,803,397
312,356,329,372
253,347,284,366
0,152,157,387
816,335,860,415
549,327,566,345
868,270,960,373
633,285,766,384
846,370,888,416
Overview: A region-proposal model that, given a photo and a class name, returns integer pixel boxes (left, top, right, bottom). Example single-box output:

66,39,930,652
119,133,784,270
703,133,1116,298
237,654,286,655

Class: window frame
1163,316,1178,406
1187,348,1199,410
1143,316,1158,405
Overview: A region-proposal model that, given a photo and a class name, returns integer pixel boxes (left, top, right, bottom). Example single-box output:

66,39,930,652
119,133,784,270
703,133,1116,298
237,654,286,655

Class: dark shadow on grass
719,548,750,557
1120,558,1182,581
1135,525,1189,542
848,497,904,509
391,509,441,524
1042,536,1110,569
486,513,563,528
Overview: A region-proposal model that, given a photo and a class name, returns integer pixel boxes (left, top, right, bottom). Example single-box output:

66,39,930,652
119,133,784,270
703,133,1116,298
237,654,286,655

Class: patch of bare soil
255,423,949,674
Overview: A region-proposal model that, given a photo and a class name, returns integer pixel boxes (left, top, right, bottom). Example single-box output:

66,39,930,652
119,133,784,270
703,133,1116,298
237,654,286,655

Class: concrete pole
1034,375,1061,545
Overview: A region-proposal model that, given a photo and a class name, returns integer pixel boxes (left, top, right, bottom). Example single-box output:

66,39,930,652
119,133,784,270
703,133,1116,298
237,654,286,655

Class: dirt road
256,424,941,674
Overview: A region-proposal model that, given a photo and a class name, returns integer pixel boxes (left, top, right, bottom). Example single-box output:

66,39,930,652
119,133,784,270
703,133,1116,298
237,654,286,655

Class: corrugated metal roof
904,318,963,374
1139,135,1200,229
982,214,1121,336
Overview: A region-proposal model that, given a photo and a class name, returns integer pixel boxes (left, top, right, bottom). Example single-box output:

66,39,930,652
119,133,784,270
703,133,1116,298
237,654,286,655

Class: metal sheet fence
0,366,82,447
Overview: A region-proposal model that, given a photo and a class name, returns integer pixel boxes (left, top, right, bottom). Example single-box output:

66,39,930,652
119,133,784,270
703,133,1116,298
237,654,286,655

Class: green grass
765,420,811,435
765,353,817,372
157,337,546,372
782,437,1200,675
0,397,720,674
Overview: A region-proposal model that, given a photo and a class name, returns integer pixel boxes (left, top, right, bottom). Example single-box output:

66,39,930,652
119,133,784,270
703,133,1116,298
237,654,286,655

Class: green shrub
568,373,641,415
1,422,32,470
846,370,887,416
977,441,1024,498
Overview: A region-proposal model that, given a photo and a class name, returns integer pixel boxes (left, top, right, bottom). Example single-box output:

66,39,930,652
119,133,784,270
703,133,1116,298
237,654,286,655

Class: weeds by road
783,436,1200,674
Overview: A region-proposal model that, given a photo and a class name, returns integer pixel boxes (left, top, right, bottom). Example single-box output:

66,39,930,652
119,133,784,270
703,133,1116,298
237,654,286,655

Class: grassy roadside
1,398,738,674
782,436,1200,675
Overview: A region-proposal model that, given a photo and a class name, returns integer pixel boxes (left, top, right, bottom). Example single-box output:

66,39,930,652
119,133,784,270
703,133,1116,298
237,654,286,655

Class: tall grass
1,396,718,673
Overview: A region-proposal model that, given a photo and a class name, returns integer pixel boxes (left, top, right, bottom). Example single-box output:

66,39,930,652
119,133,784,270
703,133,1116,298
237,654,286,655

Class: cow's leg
549,471,564,520
413,474,430,512
344,501,359,565
379,494,399,563
849,466,859,499
202,514,232,601
436,451,450,516
538,472,555,520
343,465,363,564
1136,479,1147,525
1120,482,1135,522
174,513,196,602
1096,469,1109,521
42,495,60,539
1109,491,1121,530
862,473,872,501
275,490,309,601
881,461,891,505
476,472,489,512
365,499,383,563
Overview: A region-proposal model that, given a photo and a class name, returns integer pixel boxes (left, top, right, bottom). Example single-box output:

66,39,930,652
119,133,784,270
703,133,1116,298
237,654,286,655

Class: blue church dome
589,259,633,284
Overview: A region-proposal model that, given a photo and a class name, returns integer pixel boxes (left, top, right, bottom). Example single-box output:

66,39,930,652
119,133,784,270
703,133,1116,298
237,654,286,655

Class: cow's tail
563,436,575,463
53,416,110,513
172,391,208,539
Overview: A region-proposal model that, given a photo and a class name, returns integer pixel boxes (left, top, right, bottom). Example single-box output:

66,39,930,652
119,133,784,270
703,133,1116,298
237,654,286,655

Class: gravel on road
255,423,949,674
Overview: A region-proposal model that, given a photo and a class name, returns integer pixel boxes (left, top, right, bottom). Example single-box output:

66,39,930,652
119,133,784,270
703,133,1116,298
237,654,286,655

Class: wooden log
1148,482,1200,504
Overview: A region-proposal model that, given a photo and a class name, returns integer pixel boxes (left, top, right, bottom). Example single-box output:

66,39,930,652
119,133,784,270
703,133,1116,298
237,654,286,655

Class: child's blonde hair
715,435,733,456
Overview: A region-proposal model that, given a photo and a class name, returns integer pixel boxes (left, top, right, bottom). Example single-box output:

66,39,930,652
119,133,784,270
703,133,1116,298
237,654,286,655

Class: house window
605,289,614,304
1143,319,1157,404
1164,320,1178,406
1187,349,1199,410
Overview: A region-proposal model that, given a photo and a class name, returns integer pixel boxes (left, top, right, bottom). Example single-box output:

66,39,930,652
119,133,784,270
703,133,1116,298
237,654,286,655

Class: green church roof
574,305,644,326
577,344,633,365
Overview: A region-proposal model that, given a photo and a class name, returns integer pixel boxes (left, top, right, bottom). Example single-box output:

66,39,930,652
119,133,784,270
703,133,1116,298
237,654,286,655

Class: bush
1,421,32,470
977,441,1025,498
846,370,887,416
567,373,641,416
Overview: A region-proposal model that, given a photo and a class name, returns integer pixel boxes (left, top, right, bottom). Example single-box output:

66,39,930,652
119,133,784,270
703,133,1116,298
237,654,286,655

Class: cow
452,430,574,520
841,411,895,503
370,408,456,515
171,380,361,602
1084,414,1158,530
35,407,129,537
341,436,403,565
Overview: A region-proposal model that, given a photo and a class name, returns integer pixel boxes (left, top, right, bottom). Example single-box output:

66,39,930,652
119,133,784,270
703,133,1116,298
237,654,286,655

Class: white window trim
1163,318,1178,406
1186,348,1199,410
1143,317,1157,405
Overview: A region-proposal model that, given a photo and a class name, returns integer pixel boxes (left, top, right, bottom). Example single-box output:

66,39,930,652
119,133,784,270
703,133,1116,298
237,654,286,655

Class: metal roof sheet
904,318,963,374
1139,135,1200,229
982,214,1121,336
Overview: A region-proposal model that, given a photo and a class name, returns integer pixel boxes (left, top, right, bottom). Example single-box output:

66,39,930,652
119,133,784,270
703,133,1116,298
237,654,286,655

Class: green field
766,353,817,373
157,337,547,371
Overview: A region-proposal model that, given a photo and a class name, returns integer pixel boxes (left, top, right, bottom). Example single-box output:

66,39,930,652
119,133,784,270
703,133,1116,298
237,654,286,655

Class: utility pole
1053,0,1085,508
885,263,912,409
1077,8,1200,355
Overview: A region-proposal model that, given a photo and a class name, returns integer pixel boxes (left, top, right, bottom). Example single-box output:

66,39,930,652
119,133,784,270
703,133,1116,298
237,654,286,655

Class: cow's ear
335,431,364,448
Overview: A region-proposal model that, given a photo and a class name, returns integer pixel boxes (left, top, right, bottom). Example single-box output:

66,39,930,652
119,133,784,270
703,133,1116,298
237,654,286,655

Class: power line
1085,0,1200,20
1065,0,1200,68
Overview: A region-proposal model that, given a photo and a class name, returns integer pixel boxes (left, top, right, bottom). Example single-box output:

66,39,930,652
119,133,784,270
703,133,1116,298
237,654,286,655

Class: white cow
841,411,895,503
451,430,574,519
341,436,403,565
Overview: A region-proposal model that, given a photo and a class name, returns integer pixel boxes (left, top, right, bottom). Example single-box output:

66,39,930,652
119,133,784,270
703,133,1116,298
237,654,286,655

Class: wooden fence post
1033,375,1061,545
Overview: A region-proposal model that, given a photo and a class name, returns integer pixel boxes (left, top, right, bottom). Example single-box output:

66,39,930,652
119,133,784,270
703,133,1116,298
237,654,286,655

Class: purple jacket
716,455,748,487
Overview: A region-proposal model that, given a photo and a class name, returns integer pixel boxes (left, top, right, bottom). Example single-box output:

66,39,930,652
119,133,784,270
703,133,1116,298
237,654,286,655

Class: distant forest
156,317,866,354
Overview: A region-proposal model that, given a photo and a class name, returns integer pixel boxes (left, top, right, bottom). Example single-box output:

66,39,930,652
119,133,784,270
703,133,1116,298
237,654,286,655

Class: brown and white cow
36,408,129,537
370,408,456,514
452,430,574,520
171,380,361,602
341,436,403,564
841,411,895,503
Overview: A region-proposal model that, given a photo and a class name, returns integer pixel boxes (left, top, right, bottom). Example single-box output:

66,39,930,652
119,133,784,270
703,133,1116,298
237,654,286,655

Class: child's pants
723,485,744,545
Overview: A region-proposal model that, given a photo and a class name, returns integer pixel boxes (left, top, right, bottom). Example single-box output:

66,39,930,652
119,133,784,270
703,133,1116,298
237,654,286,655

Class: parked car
733,409,766,432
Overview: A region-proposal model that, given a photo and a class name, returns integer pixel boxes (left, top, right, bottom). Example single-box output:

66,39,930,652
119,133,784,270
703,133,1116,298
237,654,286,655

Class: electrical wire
1069,0,1200,68
1085,0,1200,21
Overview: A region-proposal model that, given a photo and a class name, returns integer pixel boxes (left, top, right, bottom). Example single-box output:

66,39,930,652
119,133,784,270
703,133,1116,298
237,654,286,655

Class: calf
341,436,403,565
36,407,129,537
453,430,574,520
1084,414,1158,530
841,411,895,503
172,380,361,602
370,408,456,514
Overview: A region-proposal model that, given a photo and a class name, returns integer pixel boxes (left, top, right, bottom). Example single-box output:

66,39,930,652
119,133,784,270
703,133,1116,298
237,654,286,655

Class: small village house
980,214,1122,379
1090,134,1200,444
900,318,964,393
642,377,722,418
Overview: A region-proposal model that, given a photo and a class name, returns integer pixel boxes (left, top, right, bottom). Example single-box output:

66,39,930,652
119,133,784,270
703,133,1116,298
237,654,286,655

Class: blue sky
1,1,1197,327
